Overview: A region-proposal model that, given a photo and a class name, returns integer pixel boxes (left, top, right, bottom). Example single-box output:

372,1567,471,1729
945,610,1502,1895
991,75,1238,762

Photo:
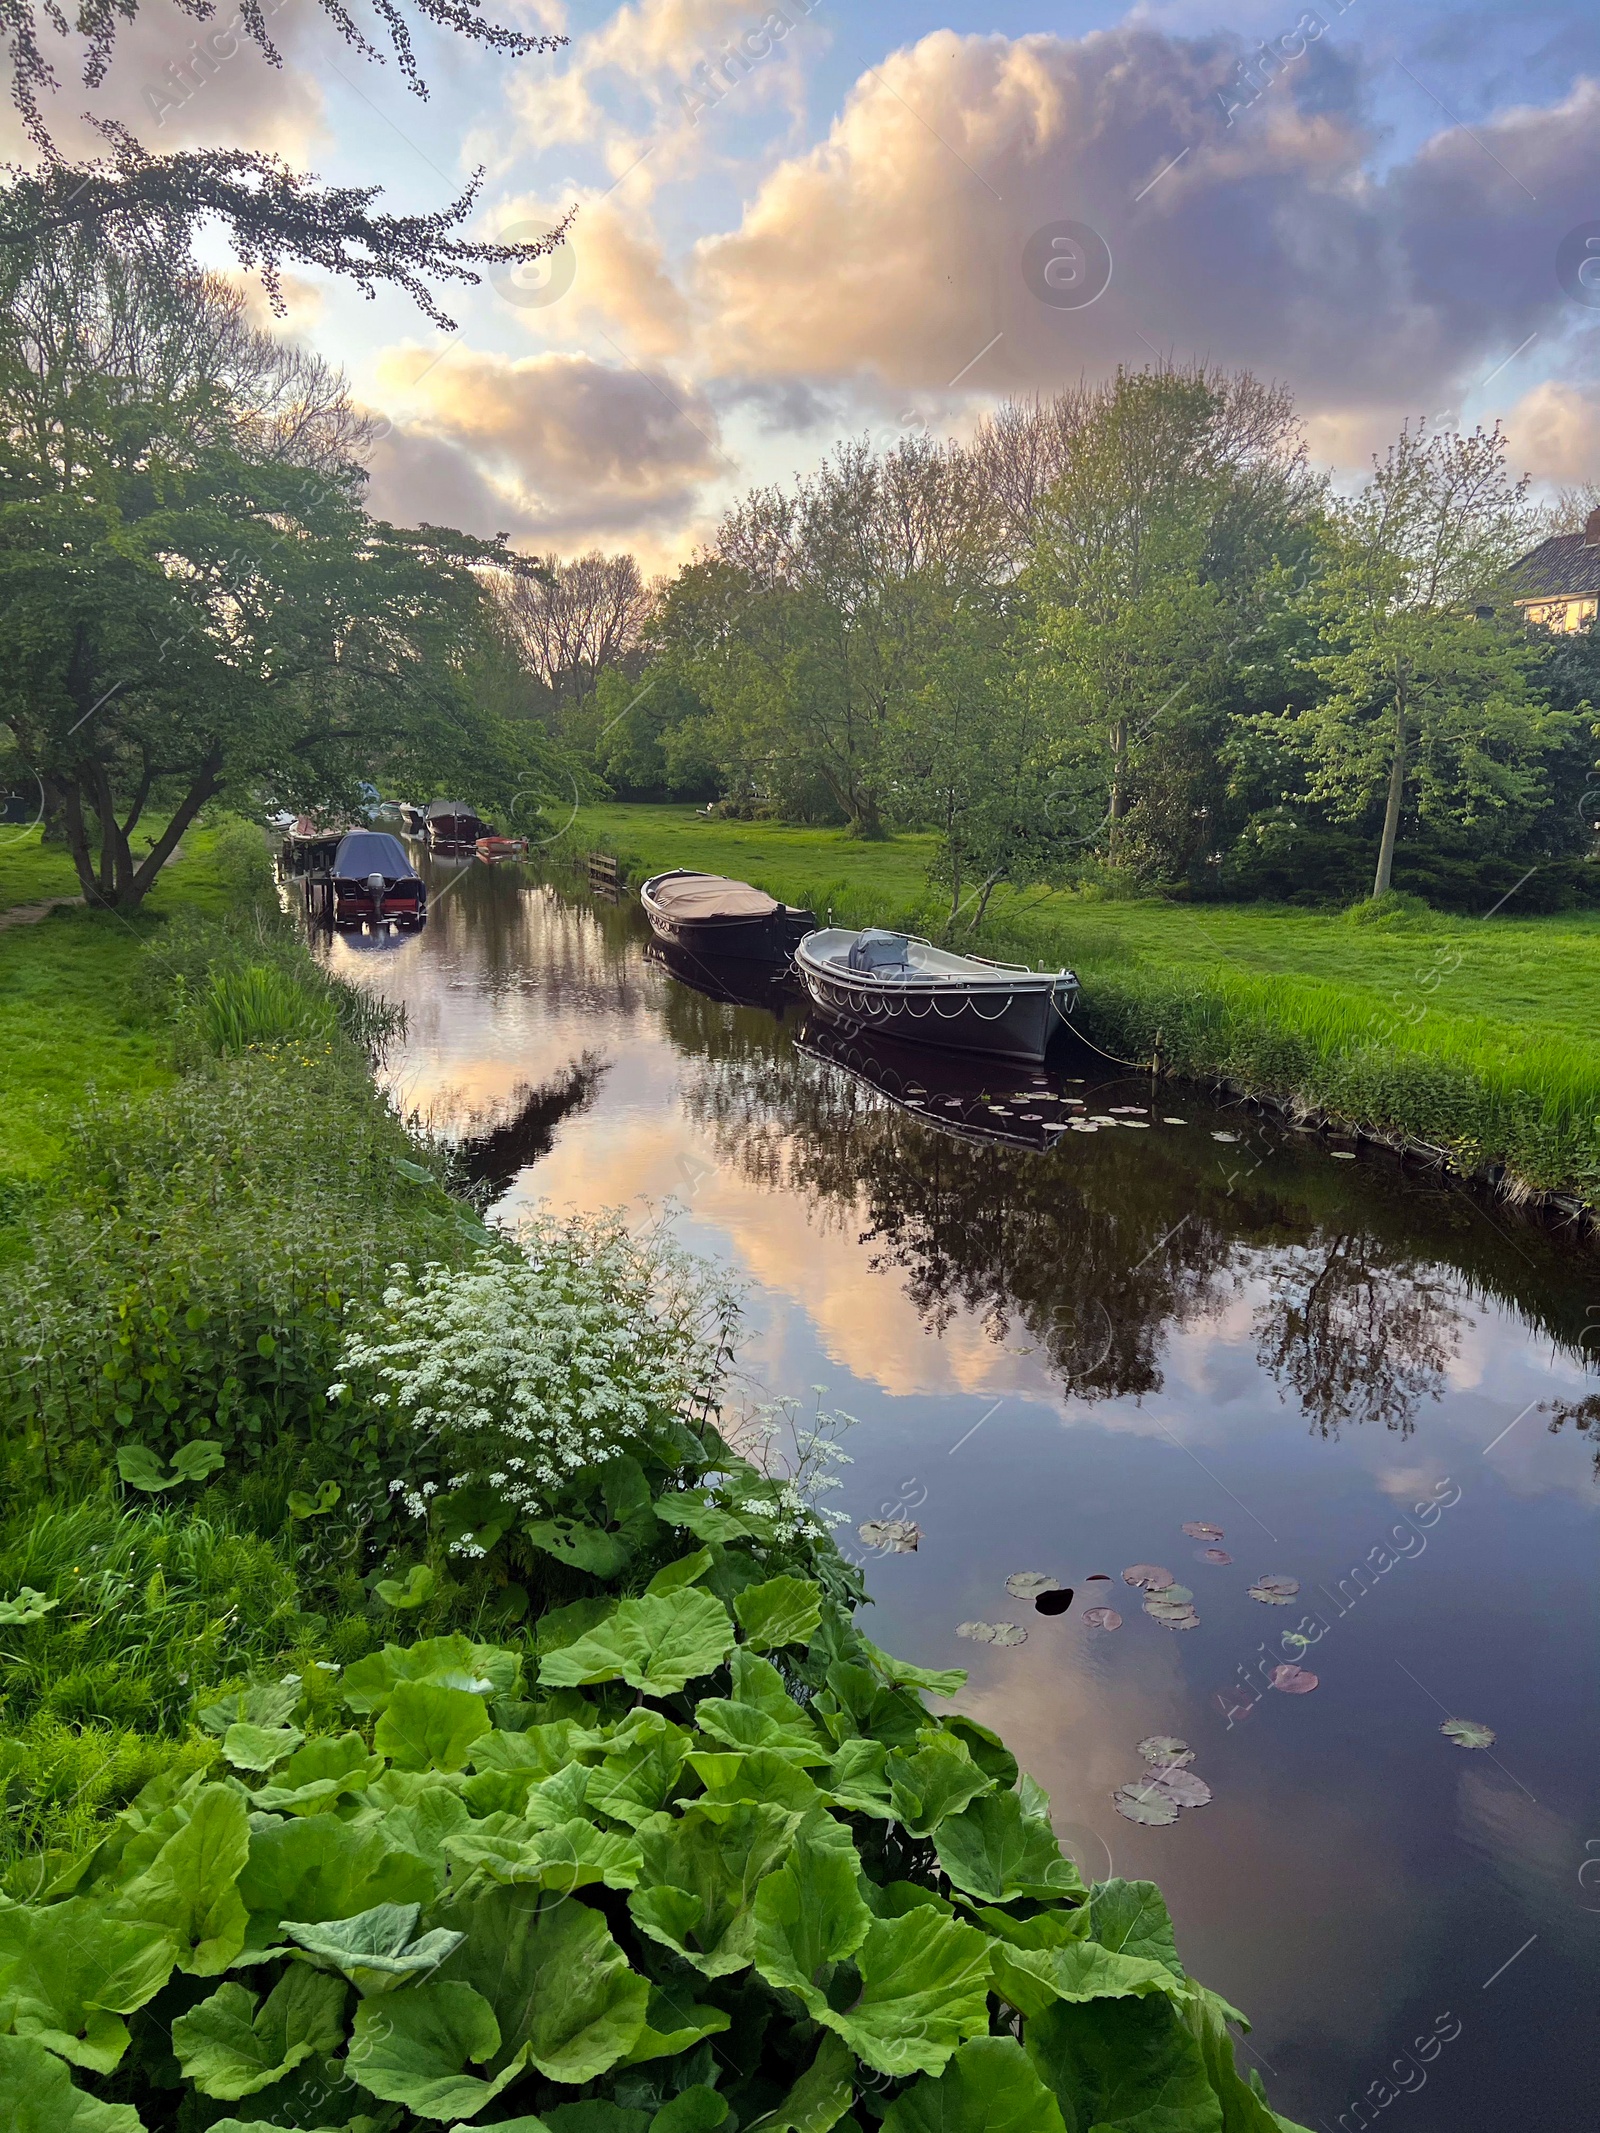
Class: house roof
1507,531,1600,601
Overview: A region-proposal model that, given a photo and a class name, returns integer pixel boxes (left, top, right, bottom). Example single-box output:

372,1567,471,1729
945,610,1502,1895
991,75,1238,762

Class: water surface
322,857,1600,2131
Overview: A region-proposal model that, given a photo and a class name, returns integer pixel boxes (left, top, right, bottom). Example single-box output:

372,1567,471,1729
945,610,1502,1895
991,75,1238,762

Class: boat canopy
333,831,414,878
847,930,913,973
651,872,780,919
425,799,477,821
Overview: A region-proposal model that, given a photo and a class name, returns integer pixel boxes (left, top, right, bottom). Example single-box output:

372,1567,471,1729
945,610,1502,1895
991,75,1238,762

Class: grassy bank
564,804,1600,1215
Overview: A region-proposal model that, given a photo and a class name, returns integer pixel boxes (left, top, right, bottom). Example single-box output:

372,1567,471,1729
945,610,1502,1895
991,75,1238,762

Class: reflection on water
321,856,1600,2129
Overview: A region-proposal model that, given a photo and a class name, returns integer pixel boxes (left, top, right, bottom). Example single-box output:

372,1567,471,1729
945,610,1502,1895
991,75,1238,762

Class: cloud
363,344,722,553
487,193,693,357
688,28,1600,430
1503,379,1600,482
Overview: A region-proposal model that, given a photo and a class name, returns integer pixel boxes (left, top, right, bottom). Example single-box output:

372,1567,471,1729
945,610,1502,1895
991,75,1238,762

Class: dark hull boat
795,927,1078,1064
796,1019,1065,1151
645,935,797,1013
424,800,486,852
641,870,815,963
306,829,426,931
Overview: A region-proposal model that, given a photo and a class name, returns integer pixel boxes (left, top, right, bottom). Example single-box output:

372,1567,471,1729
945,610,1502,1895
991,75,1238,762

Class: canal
322,853,1600,2130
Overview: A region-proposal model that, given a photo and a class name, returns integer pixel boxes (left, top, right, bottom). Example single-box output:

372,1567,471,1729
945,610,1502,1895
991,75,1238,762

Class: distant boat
641,869,816,963
795,928,1078,1063
475,835,528,863
424,800,485,851
307,829,426,930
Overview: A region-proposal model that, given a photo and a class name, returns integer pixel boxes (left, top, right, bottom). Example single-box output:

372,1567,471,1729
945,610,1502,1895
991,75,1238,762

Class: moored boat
475,835,528,863
794,927,1078,1063
306,829,426,930
640,869,816,963
424,800,486,851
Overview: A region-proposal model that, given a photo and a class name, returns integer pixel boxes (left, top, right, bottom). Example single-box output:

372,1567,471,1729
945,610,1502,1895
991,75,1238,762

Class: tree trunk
1107,718,1129,859
1372,697,1407,899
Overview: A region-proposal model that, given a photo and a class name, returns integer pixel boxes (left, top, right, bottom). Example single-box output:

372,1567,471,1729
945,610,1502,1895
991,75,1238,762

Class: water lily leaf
376,1565,437,1610
734,1575,823,1653
1211,1130,1240,1143
1269,1665,1318,1694
172,1968,347,2100
955,1621,1027,1646
1144,1600,1200,1629
1034,1589,1074,1617
222,1722,305,1773
1081,1607,1121,1630
0,2032,145,2131
281,1903,463,1994
1137,1737,1191,1767
1025,1992,1222,2132
1440,1718,1496,1749
238,1816,436,1940
538,1588,734,1698
438,1881,649,2084
1145,1583,1193,1605
375,1681,492,1774
751,1826,872,2018
629,1800,795,1976
882,2036,1067,2133
349,1978,524,2119
885,1732,994,1836
1005,1573,1061,1600
112,1784,249,1975
1149,1769,1211,1808
0,1587,57,1625
1180,1523,1224,1541
1088,1880,1185,1982
1112,1782,1179,1828
1121,1566,1172,1591
1197,1548,1232,1565
1248,1575,1300,1604
934,1788,1083,1904
859,1520,920,1553
287,1480,342,1519
817,1907,992,2078
0,1900,175,2072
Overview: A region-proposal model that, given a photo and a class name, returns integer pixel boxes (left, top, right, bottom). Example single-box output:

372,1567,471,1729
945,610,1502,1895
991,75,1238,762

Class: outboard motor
366,870,386,921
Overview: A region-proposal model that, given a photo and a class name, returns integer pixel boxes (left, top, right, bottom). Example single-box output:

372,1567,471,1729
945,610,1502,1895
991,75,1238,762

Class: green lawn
0,826,250,1189
566,804,1600,1203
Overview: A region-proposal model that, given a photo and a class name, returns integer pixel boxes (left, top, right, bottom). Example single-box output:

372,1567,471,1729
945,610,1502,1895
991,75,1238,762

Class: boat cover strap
652,874,779,919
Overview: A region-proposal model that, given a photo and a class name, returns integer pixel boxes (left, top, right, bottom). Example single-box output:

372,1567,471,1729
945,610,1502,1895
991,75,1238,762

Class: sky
14,0,1600,572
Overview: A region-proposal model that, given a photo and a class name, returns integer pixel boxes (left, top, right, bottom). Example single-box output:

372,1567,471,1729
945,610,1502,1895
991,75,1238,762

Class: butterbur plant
334,1214,742,1567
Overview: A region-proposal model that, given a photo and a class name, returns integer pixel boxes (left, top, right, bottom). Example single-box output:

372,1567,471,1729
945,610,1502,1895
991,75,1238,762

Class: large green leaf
349,1979,526,2121
379,1787,475,1876
816,1907,992,2078
538,1589,734,1698
0,1901,174,2072
823,1738,894,1818
441,1883,649,2084
1183,1986,1306,2133
170,1969,347,2100
584,1712,694,1827
375,1681,493,1773
646,1548,715,1594
197,1681,301,1736
751,2031,856,2133
987,1935,1184,2022
629,1801,795,1977
751,1827,872,2017
883,2037,1067,2133
618,1985,731,2068
653,1487,776,1545
651,2088,728,2133
694,1649,830,1764
442,1816,642,1895
858,1637,968,1701
341,1637,521,1716
522,1517,633,1580
814,1662,926,1751
112,1784,249,1975
687,1748,823,1815
733,1576,823,1653
885,1733,994,1836
254,1733,386,1816
0,2032,145,2131
221,1722,305,1773
1087,1882,1184,1984
238,1816,436,1939
933,1791,1083,1904
281,1902,465,1994
1025,1994,1224,2133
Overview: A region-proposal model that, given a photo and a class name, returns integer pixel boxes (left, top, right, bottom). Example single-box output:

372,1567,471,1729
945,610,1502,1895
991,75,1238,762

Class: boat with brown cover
640,869,816,962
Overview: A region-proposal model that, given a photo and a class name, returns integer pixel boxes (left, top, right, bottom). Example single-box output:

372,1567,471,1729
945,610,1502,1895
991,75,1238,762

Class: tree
496,552,654,729
1,6,566,323
1296,423,1563,898
0,230,556,908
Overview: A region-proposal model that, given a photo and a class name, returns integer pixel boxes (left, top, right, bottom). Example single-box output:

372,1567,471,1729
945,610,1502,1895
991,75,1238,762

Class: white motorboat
795,928,1078,1063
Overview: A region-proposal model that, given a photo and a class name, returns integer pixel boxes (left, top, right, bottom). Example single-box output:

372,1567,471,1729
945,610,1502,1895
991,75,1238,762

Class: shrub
194,961,340,1055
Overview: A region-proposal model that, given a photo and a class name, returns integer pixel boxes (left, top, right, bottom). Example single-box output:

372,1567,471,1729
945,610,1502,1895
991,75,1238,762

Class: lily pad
1112,1782,1179,1828
1248,1575,1300,1605
1034,1589,1074,1617
1136,1738,1191,1767
1197,1547,1232,1565
1211,1131,1240,1143
860,1521,921,1554
1148,1768,1211,1808
1440,1718,1496,1750
1005,1573,1061,1600
1146,1606,1199,1630
1180,1523,1224,1541
1081,1607,1121,1630
1084,1573,1111,1582
1145,1583,1193,1605
1269,1665,1318,1694
1121,1566,1173,1592
955,1622,1027,1647
1163,1117,1187,1125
